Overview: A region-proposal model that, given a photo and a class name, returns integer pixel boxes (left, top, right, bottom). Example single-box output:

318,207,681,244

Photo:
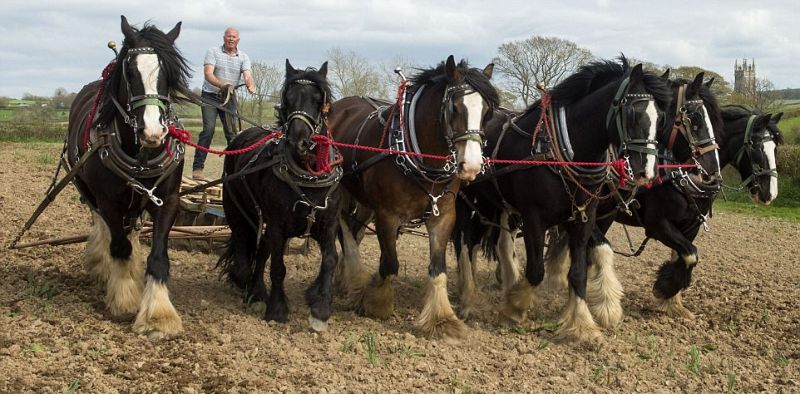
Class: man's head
223,27,240,53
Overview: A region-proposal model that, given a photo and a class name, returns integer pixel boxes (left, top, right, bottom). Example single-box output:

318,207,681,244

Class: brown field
1,142,798,393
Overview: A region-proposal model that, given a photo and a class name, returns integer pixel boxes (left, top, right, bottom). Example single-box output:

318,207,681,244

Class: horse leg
93,205,144,316
543,226,570,292
556,221,602,343
133,195,182,338
500,216,544,324
585,229,624,328
417,209,466,340
264,230,290,323
84,211,113,284
648,221,700,319
454,200,481,319
356,210,400,319
495,210,521,294
334,214,370,304
305,216,339,332
246,238,270,305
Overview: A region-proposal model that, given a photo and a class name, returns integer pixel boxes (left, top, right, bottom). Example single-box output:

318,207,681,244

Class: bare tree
494,36,593,107
667,65,733,100
731,77,780,112
326,47,383,99
379,55,419,99
242,61,283,123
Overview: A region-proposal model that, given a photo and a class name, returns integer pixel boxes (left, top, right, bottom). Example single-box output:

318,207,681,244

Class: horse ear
691,72,705,92
629,64,644,82
660,69,670,80
120,15,135,42
285,59,296,76
755,113,773,129
483,63,494,79
771,112,783,124
445,55,461,81
318,61,328,78
704,77,715,89
166,21,182,43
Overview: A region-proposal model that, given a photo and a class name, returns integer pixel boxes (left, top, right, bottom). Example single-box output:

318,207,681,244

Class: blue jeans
192,91,238,171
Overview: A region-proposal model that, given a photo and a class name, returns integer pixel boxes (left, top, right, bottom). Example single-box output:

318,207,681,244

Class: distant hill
774,88,800,100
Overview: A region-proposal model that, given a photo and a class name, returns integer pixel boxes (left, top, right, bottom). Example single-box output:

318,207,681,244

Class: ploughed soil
0,142,798,393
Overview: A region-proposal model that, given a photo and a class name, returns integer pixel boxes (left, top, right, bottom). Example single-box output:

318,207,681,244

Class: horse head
442,56,496,181
281,59,331,160
744,112,781,205
608,63,670,186
663,72,724,192
114,15,189,148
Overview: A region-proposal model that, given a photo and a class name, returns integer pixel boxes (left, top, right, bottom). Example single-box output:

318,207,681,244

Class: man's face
223,30,240,51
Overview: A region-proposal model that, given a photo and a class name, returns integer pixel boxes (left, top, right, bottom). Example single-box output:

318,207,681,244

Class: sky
1,0,798,98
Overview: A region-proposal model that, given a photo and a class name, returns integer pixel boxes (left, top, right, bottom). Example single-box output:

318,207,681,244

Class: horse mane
97,22,193,126
721,104,784,144
546,55,671,111
671,77,725,143
282,67,333,102
410,59,500,108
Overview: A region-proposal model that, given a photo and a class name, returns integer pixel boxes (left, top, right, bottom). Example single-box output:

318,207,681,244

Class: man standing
192,27,257,179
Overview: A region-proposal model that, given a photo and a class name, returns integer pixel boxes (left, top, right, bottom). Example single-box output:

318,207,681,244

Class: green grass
361,331,379,367
716,172,800,222
66,380,81,394
687,345,702,375
727,371,737,393
780,116,800,144
26,272,61,300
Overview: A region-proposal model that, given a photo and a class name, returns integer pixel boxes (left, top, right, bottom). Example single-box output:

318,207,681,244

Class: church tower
734,58,756,93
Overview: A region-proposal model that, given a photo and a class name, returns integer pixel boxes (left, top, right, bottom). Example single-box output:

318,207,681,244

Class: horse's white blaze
702,105,721,174
136,53,164,143
763,140,778,201
644,101,658,180
457,93,485,179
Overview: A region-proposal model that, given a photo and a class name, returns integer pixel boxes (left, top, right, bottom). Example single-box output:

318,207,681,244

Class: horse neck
412,85,451,158
562,84,615,161
719,118,746,171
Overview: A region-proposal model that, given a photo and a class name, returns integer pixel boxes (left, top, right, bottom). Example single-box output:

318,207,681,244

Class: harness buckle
130,182,163,207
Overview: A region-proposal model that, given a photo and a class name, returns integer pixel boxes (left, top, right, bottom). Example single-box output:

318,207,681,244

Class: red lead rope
83,61,117,150
167,125,283,156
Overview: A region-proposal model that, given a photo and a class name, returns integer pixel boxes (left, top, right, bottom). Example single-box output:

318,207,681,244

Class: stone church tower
734,58,756,93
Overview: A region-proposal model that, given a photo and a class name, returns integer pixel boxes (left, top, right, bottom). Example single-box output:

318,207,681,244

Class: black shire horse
719,105,783,205
217,61,342,332
544,72,725,325
329,56,497,340
455,58,671,342
546,79,784,322
66,16,191,338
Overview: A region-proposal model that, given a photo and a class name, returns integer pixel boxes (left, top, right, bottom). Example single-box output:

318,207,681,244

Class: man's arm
243,70,256,94
204,64,227,89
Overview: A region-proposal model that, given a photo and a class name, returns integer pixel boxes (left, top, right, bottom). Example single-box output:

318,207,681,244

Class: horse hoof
418,316,467,342
132,313,183,339
308,315,329,332
359,276,395,320
656,294,695,319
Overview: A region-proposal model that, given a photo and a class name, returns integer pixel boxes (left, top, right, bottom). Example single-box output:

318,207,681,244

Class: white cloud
0,0,798,97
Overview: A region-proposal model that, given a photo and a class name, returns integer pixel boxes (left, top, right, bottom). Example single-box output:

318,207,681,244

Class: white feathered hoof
133,277,183,339
308,315,329,332
416,274,466,341
586,244,624,328
556,291,603,345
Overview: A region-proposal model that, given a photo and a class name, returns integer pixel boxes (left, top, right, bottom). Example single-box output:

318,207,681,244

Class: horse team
65,17,784,343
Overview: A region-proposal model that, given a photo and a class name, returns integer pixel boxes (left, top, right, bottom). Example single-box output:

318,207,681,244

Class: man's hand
218,84,235,105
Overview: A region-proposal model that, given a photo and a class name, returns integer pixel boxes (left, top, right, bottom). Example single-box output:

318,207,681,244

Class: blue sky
1,0,798,98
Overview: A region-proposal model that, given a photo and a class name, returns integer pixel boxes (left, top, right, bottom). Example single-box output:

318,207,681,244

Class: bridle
440,83,489,149
110,46,174,133
734,115,777,194
605,76,659,177
663,83,720,180
280,78,330,137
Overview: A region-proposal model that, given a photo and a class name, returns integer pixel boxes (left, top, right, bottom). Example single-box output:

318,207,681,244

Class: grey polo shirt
201,45,252,93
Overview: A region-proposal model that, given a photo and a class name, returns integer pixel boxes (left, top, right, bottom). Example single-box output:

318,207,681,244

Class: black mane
671,77,725,143
721,104,784,143
410,59,500,108
283,67,333,102
548,56,672,111
97,22,192,126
